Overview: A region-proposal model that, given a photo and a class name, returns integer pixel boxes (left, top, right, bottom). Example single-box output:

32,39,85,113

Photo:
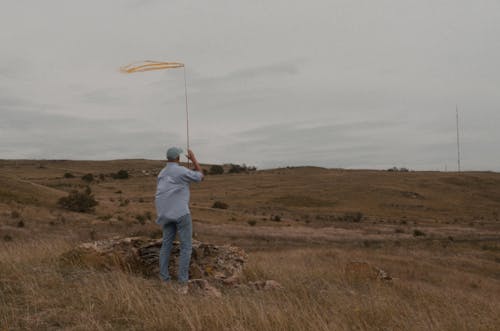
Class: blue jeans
159,214,192,283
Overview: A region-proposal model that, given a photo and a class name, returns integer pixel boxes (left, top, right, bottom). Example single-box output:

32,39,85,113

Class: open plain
1,159,500,330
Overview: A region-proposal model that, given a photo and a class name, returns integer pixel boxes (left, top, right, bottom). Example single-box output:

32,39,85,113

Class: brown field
1,159,500,330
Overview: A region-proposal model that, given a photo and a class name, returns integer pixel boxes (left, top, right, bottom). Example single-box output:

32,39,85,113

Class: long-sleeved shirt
155,162,203,225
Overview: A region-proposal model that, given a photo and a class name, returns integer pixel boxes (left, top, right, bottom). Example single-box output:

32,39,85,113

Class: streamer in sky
120,61,184,73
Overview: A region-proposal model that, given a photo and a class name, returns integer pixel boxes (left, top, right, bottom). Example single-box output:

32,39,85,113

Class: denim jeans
159,214,192,283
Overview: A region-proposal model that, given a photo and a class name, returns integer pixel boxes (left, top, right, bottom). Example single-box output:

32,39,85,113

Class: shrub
3,234,13,242
119,198,130,207
388,167,410,172
247,220,257,226
11,210,20,219
135,214,146,225
271,215,282,222
209,165,224,175
17,220,25,228
341,212,364,222
413,229,426,237
212,201,229,209
58,190,98,213
84,186,92,195
81,173,94,183
228,164,247,174
98,214,112,221
63,172,75,178
112,169,129,179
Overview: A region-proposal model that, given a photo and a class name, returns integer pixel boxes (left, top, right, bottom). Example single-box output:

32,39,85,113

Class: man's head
166,147,183,162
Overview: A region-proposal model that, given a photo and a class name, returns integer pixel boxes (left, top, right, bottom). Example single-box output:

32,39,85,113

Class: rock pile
60,237,248,285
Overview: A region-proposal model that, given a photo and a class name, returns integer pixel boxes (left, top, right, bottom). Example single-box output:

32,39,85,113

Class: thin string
120,60,191,167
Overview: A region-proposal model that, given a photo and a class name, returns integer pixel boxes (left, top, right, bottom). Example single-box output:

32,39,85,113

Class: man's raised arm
187,149,203,173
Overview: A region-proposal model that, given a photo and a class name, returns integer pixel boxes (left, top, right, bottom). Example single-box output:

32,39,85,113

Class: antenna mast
456,106,461,172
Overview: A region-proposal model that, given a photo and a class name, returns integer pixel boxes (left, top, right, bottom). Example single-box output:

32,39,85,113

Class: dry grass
1,160,500,330
1,238,499,330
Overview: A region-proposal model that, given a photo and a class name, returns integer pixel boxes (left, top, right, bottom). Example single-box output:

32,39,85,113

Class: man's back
155,163,203,224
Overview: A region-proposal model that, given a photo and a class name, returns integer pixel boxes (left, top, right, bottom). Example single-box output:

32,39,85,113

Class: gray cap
166,147,183,160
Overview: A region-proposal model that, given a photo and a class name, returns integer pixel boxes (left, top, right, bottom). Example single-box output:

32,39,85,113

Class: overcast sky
1,1,499,170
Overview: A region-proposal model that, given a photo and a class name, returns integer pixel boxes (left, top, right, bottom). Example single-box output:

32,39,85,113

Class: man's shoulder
164,164,191,176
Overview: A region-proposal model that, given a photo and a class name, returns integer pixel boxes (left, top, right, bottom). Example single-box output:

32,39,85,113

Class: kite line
120,61,191,165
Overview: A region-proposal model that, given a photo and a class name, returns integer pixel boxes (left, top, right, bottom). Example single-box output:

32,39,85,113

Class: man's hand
186,149,202,173
187,149,196,161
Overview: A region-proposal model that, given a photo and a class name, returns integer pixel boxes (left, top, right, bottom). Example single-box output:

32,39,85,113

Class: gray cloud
0,1,499,171
193,61,301,88
0,109,179,159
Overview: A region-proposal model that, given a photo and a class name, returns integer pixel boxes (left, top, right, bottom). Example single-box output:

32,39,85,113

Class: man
155,147,203,288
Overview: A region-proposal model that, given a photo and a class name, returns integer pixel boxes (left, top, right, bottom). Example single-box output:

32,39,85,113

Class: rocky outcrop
60,237,247,285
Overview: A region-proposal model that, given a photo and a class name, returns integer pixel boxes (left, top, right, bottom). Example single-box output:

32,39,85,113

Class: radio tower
456,106,461,172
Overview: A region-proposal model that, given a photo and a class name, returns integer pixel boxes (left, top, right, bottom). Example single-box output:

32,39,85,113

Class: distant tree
227,164,257,174
209,165,224,175
228,164,246,174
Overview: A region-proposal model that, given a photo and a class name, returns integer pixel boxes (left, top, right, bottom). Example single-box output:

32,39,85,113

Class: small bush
209,165,224,175
17,220,25,228
271,215,282,222
112,169,129,179
247,220,257,226
11,210,20,219
145,211,153,220
84,186,92,195
58,190,98,213
81,173,94,183
3,234,13,242
98,214,112,221
341,212,364,222
388,167,410,172
228,164,247,174
212,201,229,209
394,228,404,234
413,229,426,237
119,198,130,207
135,214,146,225
99,174,106,181
63,172,75,178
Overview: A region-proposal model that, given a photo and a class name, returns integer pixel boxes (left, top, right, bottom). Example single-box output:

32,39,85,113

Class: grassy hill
0,160,499,330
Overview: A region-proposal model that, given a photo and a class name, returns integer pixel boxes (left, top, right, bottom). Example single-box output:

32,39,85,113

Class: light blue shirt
155,162,203,225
